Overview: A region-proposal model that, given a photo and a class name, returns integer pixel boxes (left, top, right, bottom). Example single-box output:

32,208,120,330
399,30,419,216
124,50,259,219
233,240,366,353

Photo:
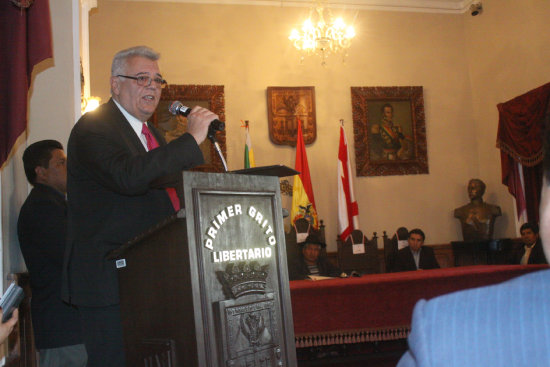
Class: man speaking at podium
62,46,218,367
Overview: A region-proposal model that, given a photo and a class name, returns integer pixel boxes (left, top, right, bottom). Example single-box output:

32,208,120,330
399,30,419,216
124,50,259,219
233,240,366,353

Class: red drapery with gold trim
0,0,53,166
496,83,550,223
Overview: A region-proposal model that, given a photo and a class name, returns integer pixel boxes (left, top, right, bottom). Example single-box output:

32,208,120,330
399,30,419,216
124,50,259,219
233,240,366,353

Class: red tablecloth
290,264,548,346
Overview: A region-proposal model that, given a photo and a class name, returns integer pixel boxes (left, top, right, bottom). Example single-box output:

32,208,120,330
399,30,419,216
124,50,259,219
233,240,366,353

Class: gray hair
111,46,160,76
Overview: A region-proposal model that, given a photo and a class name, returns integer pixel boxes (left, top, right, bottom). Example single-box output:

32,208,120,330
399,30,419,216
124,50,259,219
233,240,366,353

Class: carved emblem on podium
241,311,267,347
215,261,282,366
217,261,269,299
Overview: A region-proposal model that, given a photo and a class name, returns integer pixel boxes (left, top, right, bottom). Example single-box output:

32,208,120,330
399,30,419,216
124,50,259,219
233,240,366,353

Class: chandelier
289,1,356,65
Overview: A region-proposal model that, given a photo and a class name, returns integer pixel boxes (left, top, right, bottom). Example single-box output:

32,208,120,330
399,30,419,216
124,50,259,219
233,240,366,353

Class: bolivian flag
244,123,255,168
291,120,319,228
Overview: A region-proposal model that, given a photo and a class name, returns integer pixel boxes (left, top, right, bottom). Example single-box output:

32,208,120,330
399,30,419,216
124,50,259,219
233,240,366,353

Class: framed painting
351,86,428,176
152,84,226,173
267,86,316,146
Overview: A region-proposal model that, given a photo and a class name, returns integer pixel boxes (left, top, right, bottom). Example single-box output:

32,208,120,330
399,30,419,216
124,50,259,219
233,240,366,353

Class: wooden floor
297,340,408,367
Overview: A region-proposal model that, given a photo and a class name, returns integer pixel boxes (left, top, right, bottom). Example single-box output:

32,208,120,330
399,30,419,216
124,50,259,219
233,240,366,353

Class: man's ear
34,166,47,182
110,76,120,96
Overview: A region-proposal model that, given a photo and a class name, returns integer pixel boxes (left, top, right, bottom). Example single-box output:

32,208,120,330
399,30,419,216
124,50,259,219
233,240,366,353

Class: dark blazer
62,99,204,307
509,239,548,265
17,184,82,349
398,269,550,367
393,246,440,272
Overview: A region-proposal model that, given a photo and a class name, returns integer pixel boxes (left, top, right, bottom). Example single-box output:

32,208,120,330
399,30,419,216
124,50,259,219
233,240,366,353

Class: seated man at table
393,228,440,272
289,233,343,280
509,222,548,265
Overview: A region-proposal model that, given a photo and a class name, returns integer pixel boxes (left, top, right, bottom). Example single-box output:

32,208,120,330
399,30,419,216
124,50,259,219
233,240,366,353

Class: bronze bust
454,179,502,241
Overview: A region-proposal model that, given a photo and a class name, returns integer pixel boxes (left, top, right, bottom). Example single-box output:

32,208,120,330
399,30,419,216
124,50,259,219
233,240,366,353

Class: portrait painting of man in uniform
351,86,429,177
368,100,414,161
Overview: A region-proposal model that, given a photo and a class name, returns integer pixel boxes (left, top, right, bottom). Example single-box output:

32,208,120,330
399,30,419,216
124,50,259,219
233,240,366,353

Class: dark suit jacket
398,269,550,367
17,184,83,349
509,239,548,265
393,246,440,272
62,99,204,307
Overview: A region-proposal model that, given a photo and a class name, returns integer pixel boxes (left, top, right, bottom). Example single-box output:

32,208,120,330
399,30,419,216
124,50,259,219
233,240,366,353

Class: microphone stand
208,129,228,172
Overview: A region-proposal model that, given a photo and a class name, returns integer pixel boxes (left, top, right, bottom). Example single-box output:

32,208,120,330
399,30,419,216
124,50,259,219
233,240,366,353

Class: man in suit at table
393,228,440,272
397,148,550,366
509,222,548,265
62,46,217,367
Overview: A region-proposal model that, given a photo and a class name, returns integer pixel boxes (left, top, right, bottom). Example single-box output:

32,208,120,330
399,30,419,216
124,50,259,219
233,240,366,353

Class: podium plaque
113,171,297,367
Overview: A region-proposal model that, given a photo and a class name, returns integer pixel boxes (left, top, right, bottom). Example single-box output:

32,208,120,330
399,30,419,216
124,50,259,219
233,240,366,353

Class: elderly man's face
111,56,162,122
302,243,322,265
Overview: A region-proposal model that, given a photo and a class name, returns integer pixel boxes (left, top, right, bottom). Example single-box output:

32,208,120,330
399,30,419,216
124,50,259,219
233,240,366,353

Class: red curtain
497,82,550,223
0,0,53,166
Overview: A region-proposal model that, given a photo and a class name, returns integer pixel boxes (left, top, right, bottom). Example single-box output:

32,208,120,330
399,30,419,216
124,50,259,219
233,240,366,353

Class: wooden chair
383,227,408,272
383,231,398,273
337,230,379,275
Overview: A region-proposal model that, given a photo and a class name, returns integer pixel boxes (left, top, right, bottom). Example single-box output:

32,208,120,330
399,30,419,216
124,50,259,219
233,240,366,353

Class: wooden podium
110,170,297,367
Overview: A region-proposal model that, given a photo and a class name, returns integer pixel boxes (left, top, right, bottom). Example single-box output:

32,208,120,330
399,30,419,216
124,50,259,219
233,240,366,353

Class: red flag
0,0,53,165
291,120,319,228
338,126,359,241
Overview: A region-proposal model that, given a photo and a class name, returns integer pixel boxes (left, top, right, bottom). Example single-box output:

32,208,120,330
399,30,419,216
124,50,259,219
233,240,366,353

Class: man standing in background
18,140,86,367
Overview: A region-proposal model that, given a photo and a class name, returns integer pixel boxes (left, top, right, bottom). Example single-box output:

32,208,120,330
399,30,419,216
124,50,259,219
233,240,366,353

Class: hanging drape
0,0,53,166
496,82,550,223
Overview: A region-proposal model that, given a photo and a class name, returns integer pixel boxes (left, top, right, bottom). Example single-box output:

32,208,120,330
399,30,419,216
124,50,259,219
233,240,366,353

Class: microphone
169,100,229,172
168,101,225,132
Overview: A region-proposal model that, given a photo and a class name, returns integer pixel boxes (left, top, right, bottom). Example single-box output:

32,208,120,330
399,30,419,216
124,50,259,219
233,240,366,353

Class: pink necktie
141,123,181,212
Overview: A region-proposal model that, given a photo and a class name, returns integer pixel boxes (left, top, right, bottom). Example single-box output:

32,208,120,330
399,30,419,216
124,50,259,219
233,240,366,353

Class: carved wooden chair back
337,230,379,275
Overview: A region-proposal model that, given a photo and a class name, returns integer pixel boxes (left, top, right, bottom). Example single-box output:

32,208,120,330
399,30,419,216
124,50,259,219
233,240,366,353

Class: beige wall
87,0,550,251
464,0,550,230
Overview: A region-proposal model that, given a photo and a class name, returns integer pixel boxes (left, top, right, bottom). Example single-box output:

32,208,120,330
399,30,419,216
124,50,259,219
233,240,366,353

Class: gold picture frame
351,86,428,176
152,84,226,173
267,86,316,146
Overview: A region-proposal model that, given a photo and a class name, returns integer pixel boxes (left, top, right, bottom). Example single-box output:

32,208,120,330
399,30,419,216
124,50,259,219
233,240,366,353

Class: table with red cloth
289,264,548,348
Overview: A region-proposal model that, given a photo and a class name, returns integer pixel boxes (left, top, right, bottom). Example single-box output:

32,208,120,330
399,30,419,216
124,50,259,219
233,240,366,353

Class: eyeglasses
116,74,167,88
